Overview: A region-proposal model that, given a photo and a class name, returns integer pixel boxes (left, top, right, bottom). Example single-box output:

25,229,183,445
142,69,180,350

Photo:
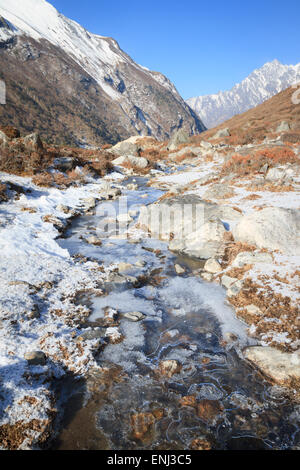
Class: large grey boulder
167,129,189,151
233,207,300,255
265,166,295,183
276,121,290,133
244,346,300,386
169,218,226,259
112,155,148,169
111,136,142,156
138,195,241,259
212,128,230,139
231,251,273,268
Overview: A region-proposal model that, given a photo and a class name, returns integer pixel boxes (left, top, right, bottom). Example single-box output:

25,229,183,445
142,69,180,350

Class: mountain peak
187,60,300,128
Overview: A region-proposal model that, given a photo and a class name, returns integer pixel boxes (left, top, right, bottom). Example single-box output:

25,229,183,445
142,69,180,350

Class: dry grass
0,183,7,202
229,278,300,351
222,147,298,176
175,151,197,163
197,85,300,146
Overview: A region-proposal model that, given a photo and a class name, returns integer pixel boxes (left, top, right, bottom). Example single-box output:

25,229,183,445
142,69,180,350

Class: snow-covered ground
0,172,122,449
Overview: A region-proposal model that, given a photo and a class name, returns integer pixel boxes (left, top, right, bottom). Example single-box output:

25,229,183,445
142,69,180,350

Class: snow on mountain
0,0,205,144
187,60,300,129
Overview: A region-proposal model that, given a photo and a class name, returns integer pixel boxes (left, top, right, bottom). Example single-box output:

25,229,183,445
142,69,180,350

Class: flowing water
52,176,300,450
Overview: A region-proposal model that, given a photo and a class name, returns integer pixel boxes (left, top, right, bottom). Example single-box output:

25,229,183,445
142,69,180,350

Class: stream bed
52,176,300,450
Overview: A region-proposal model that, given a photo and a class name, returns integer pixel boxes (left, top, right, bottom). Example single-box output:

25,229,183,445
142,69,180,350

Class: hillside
0,0,205,146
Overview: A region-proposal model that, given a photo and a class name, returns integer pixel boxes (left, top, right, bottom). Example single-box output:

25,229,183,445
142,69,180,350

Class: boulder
231,251,273,267
111,136,142,156
138,195,241,243
204,258,222,274
167,129,189,151
23,133,43,151
233,207,300,255
265,166,295,183
276,121,290,133
244,346,300,387
112,155,148,169
174,264,186,274
86,235,102,246
221,275,238,289
212,128,230,139
24,351,46,366
203,183,235,200
123,311,146,322
169,219,226,259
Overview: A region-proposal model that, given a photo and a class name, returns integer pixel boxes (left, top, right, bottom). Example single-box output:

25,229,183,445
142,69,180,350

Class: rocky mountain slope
187,60,300,128
0,0,205,146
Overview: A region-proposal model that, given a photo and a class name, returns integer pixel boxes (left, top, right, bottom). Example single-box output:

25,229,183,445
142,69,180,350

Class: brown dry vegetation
196,86,300,146
0,129,115,187
222,147,298,176
229,278,300,351
0,182,7,202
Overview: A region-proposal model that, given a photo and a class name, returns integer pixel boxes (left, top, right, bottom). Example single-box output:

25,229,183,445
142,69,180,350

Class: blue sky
51,0,300,99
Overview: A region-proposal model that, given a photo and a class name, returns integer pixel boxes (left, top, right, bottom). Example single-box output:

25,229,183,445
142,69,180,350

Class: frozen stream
52,176,300,450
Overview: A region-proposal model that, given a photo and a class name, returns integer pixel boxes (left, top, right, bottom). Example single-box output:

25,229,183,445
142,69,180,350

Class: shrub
0,126,20,139
175,151,197,163
222,147,298,176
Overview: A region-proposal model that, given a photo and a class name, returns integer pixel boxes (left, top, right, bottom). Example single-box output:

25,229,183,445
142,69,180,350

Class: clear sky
50,0,300,99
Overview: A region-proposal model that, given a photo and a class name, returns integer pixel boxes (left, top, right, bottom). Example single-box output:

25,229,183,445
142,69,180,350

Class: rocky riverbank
0,128,299,449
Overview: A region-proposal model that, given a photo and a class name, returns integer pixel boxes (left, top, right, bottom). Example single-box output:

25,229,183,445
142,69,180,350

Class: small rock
105,327,123,344
123,311,146,322
135,260,146,267
25,351,46,366
130,412,155,440
158,359,182,378
227,280,243,297
83,197,96,209
197,399,224,423
174,264,185,274
27,305,40,320
245,304,263,316
127,183,138,191
77,328,106,341
201,272,213,282
180,395,197,408
86,235,102,246
204,258,222,274
56,204,70,214
221,274,238,289
118,262,134,273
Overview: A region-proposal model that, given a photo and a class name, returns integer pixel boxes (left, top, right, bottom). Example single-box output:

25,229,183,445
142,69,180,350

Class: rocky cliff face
187,60,300,129
0,0,205,146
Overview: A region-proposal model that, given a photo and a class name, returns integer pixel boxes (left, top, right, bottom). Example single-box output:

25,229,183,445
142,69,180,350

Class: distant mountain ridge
187,60,300,129
0,0,205,146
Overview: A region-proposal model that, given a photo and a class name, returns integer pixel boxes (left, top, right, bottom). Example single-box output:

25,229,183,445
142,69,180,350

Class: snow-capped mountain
187,60,300,129
0,0,204,145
